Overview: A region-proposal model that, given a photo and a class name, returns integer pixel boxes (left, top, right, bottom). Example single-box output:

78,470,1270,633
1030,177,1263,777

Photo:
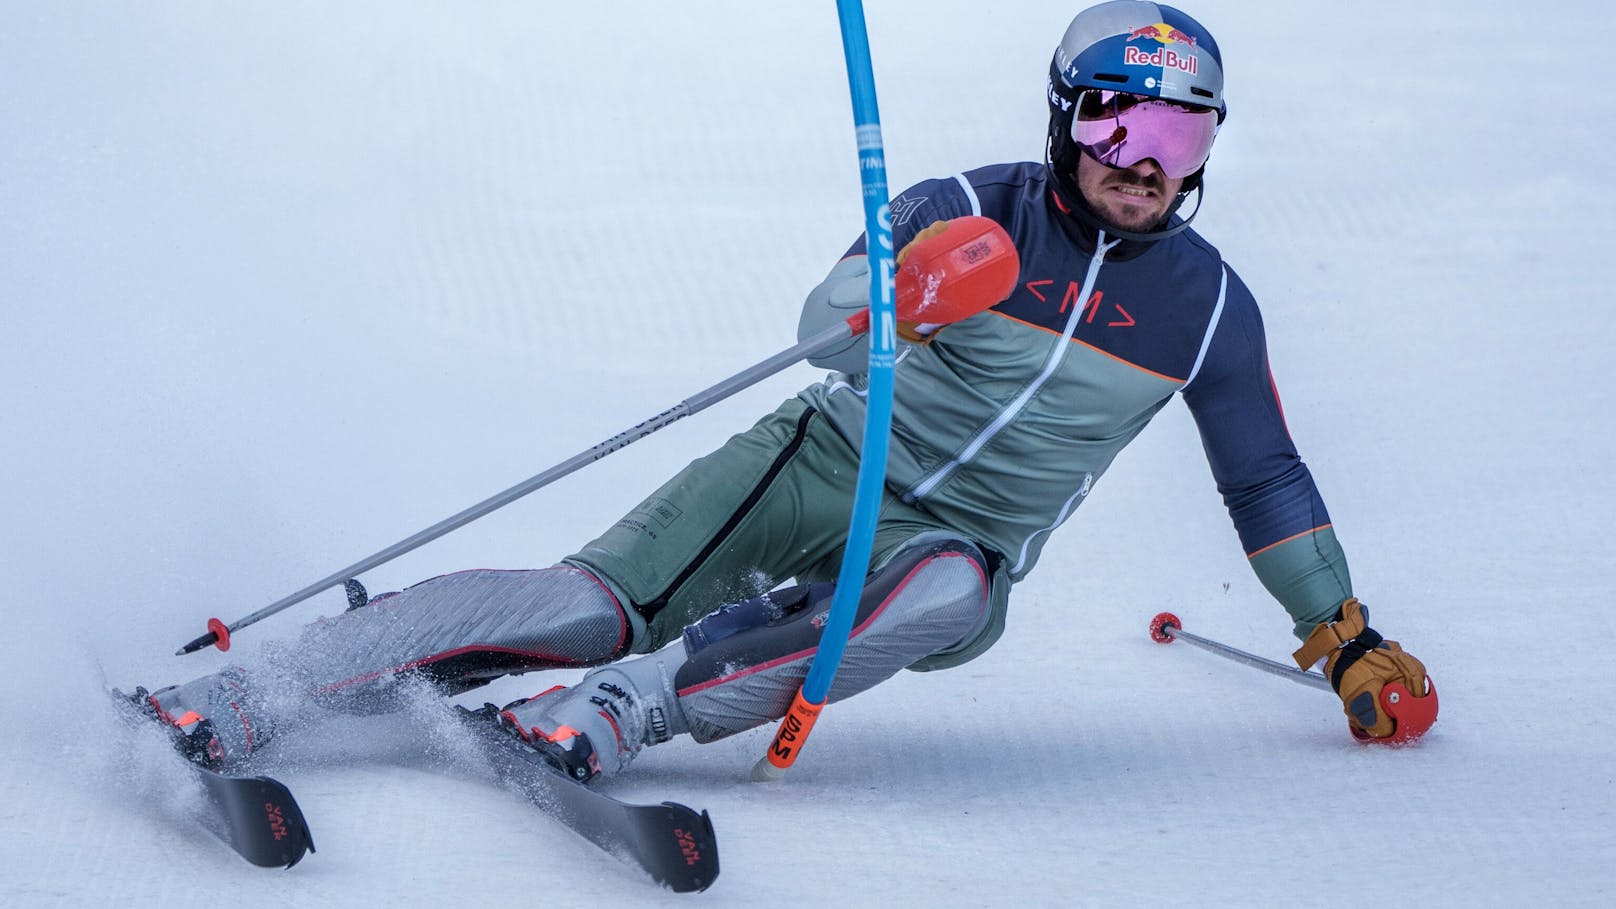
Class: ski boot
497,654,686,783
115,667,273,770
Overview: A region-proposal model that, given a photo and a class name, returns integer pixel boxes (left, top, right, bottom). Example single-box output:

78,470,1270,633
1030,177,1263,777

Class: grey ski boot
129,667,276,769
497,650,688,783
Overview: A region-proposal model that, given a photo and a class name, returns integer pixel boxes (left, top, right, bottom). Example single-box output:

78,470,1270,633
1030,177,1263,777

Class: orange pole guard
751,689,825,781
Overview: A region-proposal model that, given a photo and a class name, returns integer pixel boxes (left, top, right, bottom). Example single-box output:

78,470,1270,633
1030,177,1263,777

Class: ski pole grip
844,309,871,336
751,689,824,781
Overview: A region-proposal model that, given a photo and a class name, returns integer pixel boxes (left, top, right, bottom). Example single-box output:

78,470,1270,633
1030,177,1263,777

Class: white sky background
2,1,1612,905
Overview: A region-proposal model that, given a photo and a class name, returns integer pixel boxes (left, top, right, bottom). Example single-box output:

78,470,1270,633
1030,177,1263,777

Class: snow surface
4,1,1613,905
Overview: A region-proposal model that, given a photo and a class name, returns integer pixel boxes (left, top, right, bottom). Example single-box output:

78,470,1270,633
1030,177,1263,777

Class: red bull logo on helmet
1124,44,1198,75
1123,22,1200,74
1126,23,1198,48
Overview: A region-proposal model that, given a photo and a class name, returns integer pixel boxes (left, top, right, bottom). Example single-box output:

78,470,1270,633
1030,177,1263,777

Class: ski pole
1148,611,1331,691
175,315,871,656
177,212,1017,658
1148,611,1439,744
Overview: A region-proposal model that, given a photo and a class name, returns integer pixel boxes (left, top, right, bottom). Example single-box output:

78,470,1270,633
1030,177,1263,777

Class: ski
453,703,719,893
111,689,316,869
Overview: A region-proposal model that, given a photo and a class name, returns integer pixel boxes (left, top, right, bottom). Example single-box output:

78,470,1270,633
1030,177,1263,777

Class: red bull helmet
1046,1,1226,239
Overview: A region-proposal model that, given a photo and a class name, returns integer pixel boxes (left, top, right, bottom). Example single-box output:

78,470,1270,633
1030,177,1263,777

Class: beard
1072,149,1185,234
1087,170,1173,231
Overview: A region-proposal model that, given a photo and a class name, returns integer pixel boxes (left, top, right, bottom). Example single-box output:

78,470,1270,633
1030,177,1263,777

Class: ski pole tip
175,632,216,656
175,618,232,656
750,756,788,783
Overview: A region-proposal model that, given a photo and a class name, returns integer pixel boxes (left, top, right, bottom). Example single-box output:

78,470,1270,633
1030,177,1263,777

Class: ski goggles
1070,90,1219,180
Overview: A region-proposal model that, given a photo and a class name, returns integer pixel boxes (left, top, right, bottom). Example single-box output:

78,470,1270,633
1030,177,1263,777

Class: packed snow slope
3,1,1612,905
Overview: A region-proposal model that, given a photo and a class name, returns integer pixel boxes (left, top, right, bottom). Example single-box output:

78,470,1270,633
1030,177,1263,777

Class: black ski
453,704,719,893
184,768,315,868
112,689,316,869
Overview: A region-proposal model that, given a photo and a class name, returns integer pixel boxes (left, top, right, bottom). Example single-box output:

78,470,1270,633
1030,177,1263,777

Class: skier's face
1075,151,1184,233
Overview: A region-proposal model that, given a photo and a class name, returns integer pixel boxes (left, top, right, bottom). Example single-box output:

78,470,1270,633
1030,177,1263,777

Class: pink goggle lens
1070,90,1218,180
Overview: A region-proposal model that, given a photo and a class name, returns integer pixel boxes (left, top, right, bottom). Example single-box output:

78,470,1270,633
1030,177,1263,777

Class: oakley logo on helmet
1046,77,1073,112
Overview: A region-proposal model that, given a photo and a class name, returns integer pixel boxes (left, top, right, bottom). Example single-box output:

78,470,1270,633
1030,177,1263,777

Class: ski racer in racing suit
131,1,1436,782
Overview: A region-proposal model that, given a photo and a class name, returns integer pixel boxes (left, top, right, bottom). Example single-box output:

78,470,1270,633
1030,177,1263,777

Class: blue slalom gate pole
755,0,897,780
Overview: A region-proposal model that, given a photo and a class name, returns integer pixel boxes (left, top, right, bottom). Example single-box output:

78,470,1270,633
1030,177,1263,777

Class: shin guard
673,538,990,743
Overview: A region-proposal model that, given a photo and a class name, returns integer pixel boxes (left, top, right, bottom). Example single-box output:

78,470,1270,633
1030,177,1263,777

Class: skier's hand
893,218,1019,344
799,216,1018,370
1292,599,1438,744
896,220,951,265
894,222,951,343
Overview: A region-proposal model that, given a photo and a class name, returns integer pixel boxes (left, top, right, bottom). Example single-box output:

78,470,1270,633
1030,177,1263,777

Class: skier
134,1,1435,781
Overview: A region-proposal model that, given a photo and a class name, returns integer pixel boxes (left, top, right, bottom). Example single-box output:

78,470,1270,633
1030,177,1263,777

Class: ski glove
798,250,943,368
1292,598,1437,744
893,221,953,343
798,217,1020,371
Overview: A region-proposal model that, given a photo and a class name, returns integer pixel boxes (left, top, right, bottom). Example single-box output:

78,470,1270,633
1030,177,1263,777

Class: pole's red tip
1149,612,1181,644
207,617,231,652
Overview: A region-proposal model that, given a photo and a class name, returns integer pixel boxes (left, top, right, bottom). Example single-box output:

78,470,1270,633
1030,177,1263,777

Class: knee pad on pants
673,538,989,742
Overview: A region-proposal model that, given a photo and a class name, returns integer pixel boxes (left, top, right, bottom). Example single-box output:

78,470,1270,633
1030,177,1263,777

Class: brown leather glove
1292,599,1438,743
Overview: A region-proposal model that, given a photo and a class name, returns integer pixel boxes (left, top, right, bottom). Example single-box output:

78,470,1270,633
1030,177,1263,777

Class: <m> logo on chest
1023,280,1135,328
